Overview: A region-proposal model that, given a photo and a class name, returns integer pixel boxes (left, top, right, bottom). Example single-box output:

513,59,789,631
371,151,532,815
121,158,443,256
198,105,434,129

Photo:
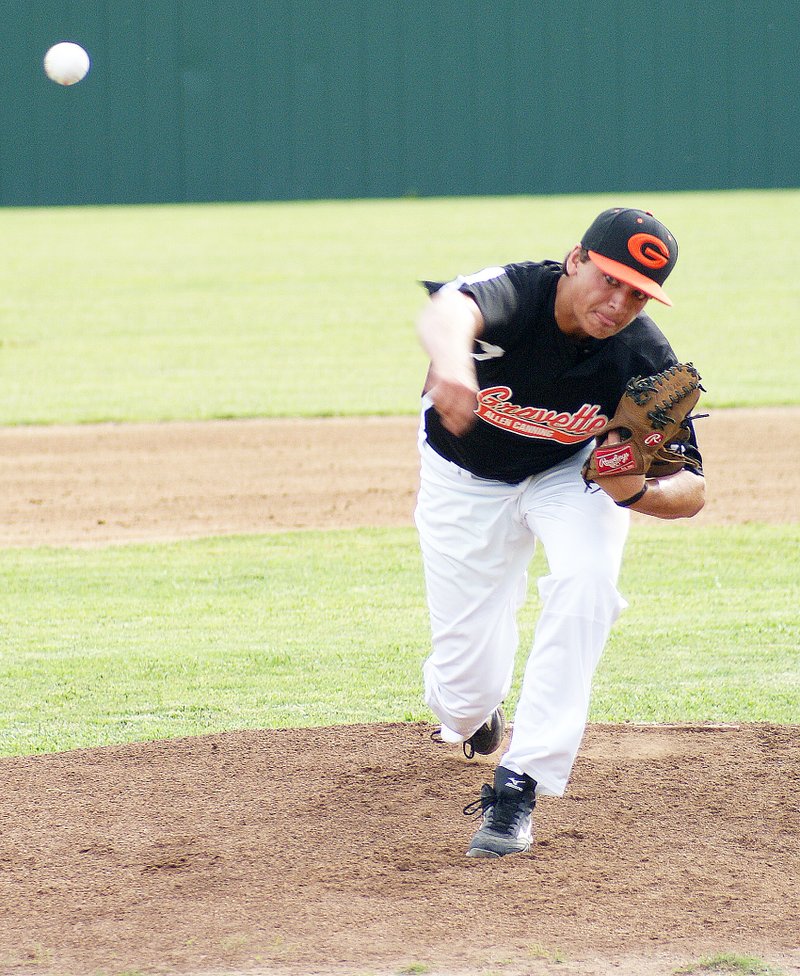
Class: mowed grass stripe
1,522,797,756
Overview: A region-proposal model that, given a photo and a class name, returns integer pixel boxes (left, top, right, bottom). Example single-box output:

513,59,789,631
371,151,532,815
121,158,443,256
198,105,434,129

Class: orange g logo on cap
627,233,671,270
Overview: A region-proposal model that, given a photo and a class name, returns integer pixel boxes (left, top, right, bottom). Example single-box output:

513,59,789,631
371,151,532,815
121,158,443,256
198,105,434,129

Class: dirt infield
0,408,797,548
0,409,798,976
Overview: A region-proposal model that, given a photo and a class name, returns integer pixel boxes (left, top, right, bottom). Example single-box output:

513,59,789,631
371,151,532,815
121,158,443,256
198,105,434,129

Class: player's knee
539,568,623,617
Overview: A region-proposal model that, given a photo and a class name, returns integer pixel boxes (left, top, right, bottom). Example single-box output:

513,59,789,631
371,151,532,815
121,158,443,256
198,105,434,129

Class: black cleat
464,765,536,858
463,706,506,759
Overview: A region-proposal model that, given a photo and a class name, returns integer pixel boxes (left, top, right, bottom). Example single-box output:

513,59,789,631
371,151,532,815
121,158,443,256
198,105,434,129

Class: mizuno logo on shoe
505,777,526,792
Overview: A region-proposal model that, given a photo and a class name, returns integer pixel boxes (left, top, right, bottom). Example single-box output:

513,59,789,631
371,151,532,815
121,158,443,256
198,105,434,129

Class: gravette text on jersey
475,386,609,443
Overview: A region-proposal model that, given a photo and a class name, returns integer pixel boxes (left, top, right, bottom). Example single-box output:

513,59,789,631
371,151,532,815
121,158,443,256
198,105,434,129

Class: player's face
562,250,650,340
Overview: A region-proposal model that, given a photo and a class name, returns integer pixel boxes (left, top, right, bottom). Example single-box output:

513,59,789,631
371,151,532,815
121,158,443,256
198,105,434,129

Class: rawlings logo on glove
593,443,639,475
582,363,704,485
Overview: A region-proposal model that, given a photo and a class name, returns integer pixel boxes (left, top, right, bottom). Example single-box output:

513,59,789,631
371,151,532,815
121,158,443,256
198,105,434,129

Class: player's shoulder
421,259,560,295
420,267,508,297
421,261,561,331
614,310,678,372
479,259,562,310
501,259,563,286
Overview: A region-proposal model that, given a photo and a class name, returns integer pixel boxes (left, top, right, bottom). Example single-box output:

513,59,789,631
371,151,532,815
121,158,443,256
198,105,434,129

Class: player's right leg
414,438,535,746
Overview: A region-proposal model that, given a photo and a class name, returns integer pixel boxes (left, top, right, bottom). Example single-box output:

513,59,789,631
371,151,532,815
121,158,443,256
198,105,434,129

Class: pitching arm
417,288,485,437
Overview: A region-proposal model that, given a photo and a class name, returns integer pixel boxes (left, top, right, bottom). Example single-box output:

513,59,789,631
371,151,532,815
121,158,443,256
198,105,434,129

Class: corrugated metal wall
2,0,798,206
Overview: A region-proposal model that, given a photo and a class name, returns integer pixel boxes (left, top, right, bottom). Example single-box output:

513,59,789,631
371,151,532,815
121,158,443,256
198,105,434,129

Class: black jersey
423,260,703,484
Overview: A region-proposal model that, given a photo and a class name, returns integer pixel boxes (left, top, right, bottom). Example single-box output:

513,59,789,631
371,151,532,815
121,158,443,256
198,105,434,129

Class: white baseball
43,42,91,86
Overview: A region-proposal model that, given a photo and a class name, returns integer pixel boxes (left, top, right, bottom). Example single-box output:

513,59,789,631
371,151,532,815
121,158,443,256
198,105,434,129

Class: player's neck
553,275,586,342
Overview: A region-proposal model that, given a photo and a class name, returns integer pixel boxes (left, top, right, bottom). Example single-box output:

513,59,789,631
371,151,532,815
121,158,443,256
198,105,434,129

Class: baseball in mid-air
43,42,91,86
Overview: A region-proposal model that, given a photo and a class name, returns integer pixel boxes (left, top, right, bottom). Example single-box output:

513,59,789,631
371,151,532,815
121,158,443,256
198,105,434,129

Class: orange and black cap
581,208,678,306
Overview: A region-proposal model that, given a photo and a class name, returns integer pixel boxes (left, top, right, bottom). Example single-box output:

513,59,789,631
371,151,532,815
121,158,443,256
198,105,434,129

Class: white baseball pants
415,425,630,797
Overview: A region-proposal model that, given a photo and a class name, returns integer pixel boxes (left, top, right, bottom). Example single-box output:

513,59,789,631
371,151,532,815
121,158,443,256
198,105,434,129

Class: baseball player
415,207,705,858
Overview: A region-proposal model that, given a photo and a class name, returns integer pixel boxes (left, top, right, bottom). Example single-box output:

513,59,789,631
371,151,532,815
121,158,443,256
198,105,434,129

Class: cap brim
587,251,673,306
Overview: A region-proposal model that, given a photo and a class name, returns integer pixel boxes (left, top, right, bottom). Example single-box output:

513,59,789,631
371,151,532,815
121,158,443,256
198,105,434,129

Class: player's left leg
499,449,630,796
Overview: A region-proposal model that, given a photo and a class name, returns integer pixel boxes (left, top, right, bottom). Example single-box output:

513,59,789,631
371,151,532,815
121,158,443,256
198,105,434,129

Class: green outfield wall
2,0,798,206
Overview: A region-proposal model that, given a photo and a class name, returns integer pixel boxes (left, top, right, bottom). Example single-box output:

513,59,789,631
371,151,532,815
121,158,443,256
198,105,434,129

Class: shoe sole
466,847,502,858
466,843,530,858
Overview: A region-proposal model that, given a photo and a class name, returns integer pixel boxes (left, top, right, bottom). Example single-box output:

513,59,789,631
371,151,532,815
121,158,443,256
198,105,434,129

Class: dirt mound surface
1,410,798,976
1,724,798,976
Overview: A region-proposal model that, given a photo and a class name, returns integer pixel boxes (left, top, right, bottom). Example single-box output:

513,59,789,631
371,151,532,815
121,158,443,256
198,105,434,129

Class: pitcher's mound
1,722,797,975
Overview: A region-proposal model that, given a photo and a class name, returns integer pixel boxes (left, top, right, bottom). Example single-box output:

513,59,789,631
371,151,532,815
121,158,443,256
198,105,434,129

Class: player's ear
563,245,582,277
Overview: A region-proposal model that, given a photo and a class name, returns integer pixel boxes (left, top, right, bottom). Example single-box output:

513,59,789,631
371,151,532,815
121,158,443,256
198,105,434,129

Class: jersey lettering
476,386,608,443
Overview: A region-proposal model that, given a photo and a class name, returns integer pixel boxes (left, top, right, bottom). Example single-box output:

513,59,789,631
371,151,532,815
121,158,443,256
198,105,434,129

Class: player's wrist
615,482,649,508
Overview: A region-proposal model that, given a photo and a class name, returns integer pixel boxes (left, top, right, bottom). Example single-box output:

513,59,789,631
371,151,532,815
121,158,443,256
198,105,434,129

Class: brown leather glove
583,363,704,487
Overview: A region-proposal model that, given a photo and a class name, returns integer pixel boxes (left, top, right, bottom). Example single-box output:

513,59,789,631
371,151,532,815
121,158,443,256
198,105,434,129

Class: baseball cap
581,208,678,306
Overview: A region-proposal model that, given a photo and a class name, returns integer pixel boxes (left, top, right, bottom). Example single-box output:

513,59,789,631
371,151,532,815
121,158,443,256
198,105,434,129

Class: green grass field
1,524,798,757
1,189,798,758
1,188,799,424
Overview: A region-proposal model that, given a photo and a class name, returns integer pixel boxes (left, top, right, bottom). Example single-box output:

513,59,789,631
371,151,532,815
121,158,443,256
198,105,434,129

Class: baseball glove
582,363,704,485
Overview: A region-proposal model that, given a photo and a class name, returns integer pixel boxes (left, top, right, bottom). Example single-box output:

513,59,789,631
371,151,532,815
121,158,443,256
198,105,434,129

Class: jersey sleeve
457,262,558,348
421,270,521,333
455,266,520,329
